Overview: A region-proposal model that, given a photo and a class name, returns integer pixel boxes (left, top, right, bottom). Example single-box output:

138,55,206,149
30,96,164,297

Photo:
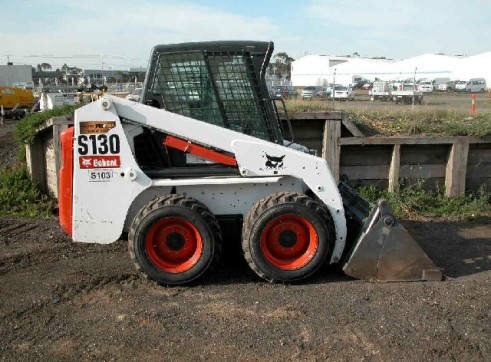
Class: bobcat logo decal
265,154,285,173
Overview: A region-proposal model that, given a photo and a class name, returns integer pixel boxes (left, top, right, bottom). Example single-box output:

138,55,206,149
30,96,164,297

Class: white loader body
71,96,347,264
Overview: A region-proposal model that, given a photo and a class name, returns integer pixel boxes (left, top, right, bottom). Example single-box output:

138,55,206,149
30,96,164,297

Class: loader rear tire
128,195,221,285
242,192,334,283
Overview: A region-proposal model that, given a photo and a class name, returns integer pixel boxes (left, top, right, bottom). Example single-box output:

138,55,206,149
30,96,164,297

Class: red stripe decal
164,136,237,166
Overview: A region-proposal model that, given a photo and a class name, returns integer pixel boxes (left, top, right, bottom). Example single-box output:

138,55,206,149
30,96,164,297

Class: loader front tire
242,192,334,283
129,195,221,285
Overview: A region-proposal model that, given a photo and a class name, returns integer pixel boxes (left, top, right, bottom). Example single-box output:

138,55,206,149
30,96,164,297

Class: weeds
1,104,78,218
0,166,56,218
284,98,491,137
14,104,79,159
345,110,491,138
357,181,491,220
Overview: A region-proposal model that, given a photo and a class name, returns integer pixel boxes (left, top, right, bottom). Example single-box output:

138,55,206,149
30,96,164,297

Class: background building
291,52,491,87
0,64,33,86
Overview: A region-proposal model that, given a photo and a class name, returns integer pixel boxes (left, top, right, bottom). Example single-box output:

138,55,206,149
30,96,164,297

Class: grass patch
0,166,56,218
357,182,491,220
345,109,491,137
284,98,335,113
283,98,491,137
14,104,80,159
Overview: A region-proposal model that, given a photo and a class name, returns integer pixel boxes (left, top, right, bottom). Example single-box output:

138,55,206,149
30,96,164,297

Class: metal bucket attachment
343,200,443,282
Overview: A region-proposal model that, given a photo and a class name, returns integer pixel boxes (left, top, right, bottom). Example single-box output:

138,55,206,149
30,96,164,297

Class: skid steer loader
58,41,441,284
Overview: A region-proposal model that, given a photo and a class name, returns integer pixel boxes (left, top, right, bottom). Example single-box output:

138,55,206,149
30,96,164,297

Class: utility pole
332,68,337,109
101,55,105,86
412,67,417,110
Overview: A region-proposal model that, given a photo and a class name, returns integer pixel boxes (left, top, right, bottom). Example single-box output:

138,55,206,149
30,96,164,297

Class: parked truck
369,81,392,101
0,86,36,119
0,86,35,109
392,83,423,104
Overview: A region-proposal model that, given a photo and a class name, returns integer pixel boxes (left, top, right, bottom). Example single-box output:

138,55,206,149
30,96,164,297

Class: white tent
291,55,350,86
452,52,491,86
321,58,394,85
291,51,490,89
384,54,463,81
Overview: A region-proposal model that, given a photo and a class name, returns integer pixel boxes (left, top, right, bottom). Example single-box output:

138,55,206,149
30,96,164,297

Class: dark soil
1,108,490,361
0,216,490,361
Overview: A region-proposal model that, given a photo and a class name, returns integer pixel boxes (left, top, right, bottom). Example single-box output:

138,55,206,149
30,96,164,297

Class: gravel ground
1,102,490,361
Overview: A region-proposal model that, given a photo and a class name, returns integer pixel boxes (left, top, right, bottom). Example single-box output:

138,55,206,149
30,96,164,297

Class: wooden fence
283,112,491,196
27,113,491,198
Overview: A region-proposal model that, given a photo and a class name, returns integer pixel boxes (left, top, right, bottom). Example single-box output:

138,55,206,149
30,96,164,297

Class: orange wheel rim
260,214,318,270
145,217,203,273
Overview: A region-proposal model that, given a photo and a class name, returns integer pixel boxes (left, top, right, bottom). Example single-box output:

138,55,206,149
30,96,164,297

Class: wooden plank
339,136,491,146
341,114,365,137
340,165,390,180
388,145,401,192
341,145,393,166
466,176,491,191
283,112,343,120
401,145,449,164
467,144,491,168
288,127,324,139
322,119,341,182
445,142,469,197
26,134,47,193
42,132,58,197
466,163,491,175
399,164,446,178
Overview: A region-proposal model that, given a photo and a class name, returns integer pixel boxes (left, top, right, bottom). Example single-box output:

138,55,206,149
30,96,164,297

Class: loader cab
141,41,283,144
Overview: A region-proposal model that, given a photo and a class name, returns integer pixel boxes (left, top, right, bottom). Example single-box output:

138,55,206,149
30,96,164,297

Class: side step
338,180,443,282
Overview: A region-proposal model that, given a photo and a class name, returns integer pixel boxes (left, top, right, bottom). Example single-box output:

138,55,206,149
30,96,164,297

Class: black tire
128,194,221,285
242,192,334,283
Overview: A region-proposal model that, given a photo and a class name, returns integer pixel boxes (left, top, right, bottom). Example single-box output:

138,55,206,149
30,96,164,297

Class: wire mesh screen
149,50,278,142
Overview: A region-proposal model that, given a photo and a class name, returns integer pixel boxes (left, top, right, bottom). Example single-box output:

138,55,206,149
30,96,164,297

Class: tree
36,63,52,72
61,63,84,84
272,52,294,79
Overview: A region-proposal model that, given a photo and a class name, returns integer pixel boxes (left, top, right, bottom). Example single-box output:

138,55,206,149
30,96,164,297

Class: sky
2,0,490,70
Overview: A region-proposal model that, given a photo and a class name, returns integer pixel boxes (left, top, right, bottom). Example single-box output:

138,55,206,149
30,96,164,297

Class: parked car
418,81,434,93
125,87,143,101
331,86,355,101
465,78,487,93
437,82,449,91
270,85,298,99
325,84,343,96
438,80,456,92
455,81,468,92
301,86,325,100
433,77,450,91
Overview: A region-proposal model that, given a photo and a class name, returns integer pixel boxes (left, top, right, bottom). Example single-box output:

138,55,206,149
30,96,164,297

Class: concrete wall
26,117,71,198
